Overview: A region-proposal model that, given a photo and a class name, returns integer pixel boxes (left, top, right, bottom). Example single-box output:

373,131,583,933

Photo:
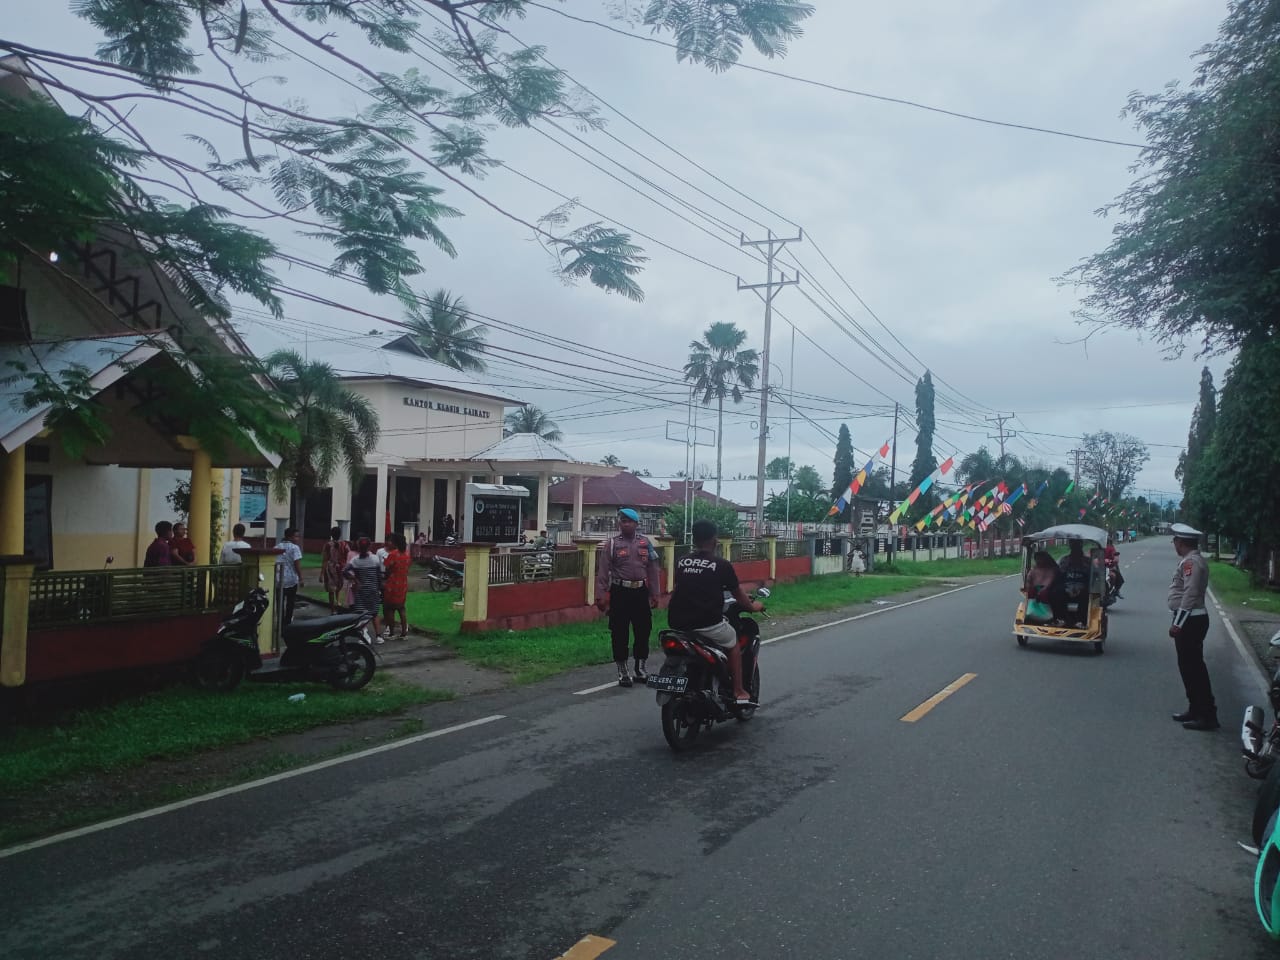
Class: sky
19,1,1237,503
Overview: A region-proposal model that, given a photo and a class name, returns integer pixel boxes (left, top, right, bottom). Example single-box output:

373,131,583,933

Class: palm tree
600,454,622,467
683,321,759,504
405,289,488,373
504,405,563,441
265,350,380,538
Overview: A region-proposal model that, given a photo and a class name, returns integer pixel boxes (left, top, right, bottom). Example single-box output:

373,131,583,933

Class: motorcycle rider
667,519,765,705
1057,538,1092,626
1104,537,1125,598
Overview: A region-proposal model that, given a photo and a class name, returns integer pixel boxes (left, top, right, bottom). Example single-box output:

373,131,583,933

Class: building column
717,534,732,560
572,475,585,534
189,447,212,565
576,539,599,606
444,474,457,522
420,474,434,540
656,536,676,593
763,534,778,581
536,472,550,533
462,543,492,625
0,444,26,556
228,468,242,539
134,468,152,566
235,547,283,654
0,557,35,687
373,462,389,540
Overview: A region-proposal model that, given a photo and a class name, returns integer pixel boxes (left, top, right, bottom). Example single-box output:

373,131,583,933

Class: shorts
692,618,738,649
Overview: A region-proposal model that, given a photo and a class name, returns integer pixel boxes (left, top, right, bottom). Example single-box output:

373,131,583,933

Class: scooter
1241,628,1280,788
426,554,465,592
193,583,378,692
647,587,769,752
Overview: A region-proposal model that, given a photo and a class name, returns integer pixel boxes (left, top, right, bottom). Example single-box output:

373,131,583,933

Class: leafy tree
683,321,759,505
265,350,379,537
504,404,562,440
763,490,828,523
1062,0,1280,354
1176,366,1218,529
830,424,854,519
664,498,742,541
908,371,938,492
1080,431,1150,502
599,454,622,467
792,464,824,497
957,446,996,486
406,289,487,373
765,456,794,480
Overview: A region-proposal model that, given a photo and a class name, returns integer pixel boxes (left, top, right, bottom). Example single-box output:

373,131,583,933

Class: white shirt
219,539,251,564
376,547,389,569
276,541,303,588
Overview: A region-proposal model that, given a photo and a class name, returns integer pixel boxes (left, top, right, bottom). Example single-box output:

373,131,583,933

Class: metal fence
489,549,583,586
729,539,764,562
28,564,253,629
777,538,808,558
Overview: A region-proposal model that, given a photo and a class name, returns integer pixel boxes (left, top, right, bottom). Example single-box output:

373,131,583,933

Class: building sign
403,396,491,419
463,483,530,545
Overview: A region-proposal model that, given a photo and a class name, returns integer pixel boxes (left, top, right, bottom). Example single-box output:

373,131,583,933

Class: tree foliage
504,404,561,440
665,498,742,540
908,371,937,498
1079,431,1150,502
1176,366,1218,529
1062,0,1280,354
683,320,759,503
765,456,793,480
405,288,488,372
830,423,854,518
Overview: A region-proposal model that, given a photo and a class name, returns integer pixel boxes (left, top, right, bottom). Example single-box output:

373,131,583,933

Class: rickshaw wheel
1093,640,1105,654
1016,635,1028,648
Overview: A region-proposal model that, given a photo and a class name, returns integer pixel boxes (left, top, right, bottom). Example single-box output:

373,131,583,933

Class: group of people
143,519,205,567
316,527,412,642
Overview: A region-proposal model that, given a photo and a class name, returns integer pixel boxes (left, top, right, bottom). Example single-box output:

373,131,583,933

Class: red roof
545,473,743,510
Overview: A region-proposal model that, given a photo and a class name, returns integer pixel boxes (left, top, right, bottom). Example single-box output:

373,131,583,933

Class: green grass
405,590,465,635
1209,560,1280,616
885,556,1023,578
0,675,449,794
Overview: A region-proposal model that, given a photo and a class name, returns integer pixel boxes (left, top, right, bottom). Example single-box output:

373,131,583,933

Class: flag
1078,507,1087,519
888,455,957,523
1064,479,1075,495
1016,516,1026,529
827,439,892,516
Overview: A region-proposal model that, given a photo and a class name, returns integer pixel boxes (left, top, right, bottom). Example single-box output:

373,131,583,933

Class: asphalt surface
2,544,1275,959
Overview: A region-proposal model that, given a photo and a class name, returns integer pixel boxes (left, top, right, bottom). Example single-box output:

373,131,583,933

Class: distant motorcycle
647,587,769,752
1102,557,1122,607
425,554,465,592
193,583,377,692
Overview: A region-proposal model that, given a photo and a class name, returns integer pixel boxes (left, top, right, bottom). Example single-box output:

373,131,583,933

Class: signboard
463,483,530,545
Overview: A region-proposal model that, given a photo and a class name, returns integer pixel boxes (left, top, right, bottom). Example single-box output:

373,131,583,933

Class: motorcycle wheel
733,664,761,722
661,698,701,752
329,642,376,691
192,650,245,692
428,574,450,593
1255,761,1280,847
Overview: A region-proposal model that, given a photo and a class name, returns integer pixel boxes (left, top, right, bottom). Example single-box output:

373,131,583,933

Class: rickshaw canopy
1022,523,1109,546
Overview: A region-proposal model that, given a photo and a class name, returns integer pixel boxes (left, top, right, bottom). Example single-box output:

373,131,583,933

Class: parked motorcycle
193,584,378,692
1242,629,1280,786
426,554,465,592
646,587,770,752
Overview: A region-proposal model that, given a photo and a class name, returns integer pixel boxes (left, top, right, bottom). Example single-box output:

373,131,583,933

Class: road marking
0,714,508,861
900,673,978,723
574,681,621,696
555,934,616,959
1209,587,1269,696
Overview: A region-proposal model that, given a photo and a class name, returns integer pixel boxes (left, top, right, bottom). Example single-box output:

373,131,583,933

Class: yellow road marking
557,934,617,959
900,673,978,723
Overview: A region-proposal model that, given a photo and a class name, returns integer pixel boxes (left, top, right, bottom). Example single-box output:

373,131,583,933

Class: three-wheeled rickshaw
1014,523,1109,653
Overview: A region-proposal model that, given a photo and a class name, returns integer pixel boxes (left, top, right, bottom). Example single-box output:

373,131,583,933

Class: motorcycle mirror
756,587,771,599
1269,629,1280,649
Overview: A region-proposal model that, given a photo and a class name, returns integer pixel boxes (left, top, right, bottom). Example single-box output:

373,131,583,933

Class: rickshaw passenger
1024,551,1067,624
1058,539,1092,625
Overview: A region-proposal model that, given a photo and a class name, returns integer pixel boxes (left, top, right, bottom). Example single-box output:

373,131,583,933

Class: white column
227,468,242,539
420,474,434,539
536,472,550,532
373,462,389,540
572,475,584,534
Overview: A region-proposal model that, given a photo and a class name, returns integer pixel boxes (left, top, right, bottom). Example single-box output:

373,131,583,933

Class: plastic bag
1027,599,1052,621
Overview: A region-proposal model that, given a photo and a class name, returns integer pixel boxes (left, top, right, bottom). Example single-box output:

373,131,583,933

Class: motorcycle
193,583,378,692
646,587,769,752
1102,556,1122,608
1241,628,1280,787
426,554,465,592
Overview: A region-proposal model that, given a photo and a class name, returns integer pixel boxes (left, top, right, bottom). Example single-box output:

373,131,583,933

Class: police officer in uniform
596,508,662,687
1168,523,1218,731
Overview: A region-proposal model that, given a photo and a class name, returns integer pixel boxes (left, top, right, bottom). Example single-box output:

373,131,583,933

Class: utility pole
1068,447,1084,487
985,413,1017,468
738,228,802,534
888,401,899,564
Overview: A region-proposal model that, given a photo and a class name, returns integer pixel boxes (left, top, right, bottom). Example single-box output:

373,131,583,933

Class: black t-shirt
667,550,740,630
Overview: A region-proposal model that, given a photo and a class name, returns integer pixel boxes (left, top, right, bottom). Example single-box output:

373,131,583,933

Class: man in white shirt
219,524,252,564
275,526,304,625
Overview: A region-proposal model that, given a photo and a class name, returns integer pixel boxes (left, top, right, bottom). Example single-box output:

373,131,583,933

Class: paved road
2,544,1274,959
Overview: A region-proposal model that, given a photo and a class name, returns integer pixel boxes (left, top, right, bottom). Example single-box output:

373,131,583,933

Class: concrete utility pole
738,228,802,533
888,401,899,565
1069,447,1084,487
985,413,1017,467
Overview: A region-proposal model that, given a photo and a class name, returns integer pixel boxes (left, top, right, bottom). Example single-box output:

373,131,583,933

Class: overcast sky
24,1,1236,501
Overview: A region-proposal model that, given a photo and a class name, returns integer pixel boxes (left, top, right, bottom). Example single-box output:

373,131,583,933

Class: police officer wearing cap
596,508,662,687
1168,523,1218,731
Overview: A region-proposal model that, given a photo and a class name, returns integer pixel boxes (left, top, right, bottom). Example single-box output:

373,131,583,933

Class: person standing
144,521,174,567
219,523,252,564
170,521,197,566
344,536,385,643
381,532,411,639
320,526,351,613
595,507,661,687
1168,523,1218,731
275,526,304,626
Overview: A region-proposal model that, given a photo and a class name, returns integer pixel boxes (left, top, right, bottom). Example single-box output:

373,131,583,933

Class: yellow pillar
235,547,281,654
0,445,26,556
0,558,35,687
763,534,778,580
189,447,212,565
209,466,225,560
655,536,676,593
576,539,599,606
462,543,492,623
717,535,732,560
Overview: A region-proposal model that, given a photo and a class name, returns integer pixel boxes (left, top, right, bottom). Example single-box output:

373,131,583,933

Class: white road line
0,714,508,860
573,681,621,696
1209,587,1269,696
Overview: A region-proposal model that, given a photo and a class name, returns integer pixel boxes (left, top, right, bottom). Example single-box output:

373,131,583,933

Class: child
381,533,411,639
344,537,384,642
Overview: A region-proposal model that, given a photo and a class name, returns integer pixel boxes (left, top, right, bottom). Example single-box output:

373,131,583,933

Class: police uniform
596,510,662,685
1167,523,1217,730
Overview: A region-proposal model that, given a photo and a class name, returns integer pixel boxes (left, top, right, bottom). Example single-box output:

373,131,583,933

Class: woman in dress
381,532,411,639
321,526,351,613
344,536,385,642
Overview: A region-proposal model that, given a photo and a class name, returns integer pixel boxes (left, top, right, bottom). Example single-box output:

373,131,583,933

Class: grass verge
885,556,1023,578
0,675,449,795
1210,561,1280,616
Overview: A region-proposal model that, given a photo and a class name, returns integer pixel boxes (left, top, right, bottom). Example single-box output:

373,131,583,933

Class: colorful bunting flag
827,439,892,517
889,455,956,523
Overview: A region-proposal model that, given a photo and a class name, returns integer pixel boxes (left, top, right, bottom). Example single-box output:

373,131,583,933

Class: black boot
616,662,633,688
1183,715,1220,731
633,659,647,682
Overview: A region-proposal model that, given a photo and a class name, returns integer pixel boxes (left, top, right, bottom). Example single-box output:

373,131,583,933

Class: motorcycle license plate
646,674,687,693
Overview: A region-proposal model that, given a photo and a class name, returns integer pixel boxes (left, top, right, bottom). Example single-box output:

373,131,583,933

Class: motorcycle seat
434,556,464,570
282,613,363,644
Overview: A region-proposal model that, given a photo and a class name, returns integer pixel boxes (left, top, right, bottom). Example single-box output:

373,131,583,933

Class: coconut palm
265,350,380,537
683,322,759,504
405,289,488,373
504,405,563,441
600,454,622,467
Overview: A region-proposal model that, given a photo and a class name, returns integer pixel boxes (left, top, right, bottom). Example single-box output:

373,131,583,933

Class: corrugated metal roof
468,432,580,463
